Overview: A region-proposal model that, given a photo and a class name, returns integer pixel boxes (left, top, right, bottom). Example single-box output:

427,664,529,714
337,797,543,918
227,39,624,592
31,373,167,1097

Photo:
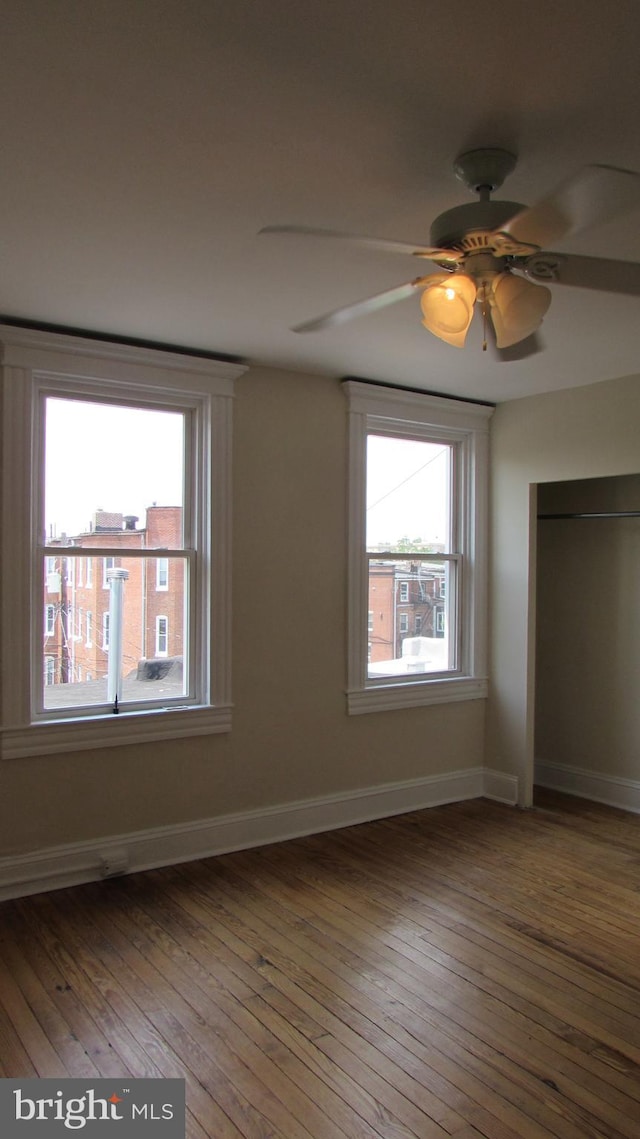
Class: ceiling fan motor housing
430,199,525,252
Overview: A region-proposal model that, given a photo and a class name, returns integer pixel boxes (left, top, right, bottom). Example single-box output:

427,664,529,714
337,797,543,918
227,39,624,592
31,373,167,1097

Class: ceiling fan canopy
260,148,640,354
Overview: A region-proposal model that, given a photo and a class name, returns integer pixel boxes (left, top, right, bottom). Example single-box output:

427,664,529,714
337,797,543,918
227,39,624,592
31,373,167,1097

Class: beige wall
0,366,485,857
487,374,640,805
536,475,640,781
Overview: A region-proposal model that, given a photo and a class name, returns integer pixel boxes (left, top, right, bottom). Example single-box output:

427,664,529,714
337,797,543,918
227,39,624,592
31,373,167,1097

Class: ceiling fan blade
499,165,640,248
524,252,640,296
259,225,462,262
292,279,421,333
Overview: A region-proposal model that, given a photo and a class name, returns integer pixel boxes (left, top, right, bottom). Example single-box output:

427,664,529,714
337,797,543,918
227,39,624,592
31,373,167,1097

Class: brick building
368,560,446,664
43,507,184,688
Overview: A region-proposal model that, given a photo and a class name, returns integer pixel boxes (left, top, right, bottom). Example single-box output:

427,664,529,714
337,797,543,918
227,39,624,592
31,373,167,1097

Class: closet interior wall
535,473,640,795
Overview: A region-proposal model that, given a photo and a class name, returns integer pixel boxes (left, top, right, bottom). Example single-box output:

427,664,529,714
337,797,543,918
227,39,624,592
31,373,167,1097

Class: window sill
1,704,232,760
347,676,488,715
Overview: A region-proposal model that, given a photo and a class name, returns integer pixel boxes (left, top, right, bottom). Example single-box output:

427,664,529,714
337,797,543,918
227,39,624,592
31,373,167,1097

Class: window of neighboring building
44,656,55,686
86,557,93,587
156,557,169,591
156,615,169,657
44,604,55,636
0,325,244,758
102,556,115,588
344,380,492,714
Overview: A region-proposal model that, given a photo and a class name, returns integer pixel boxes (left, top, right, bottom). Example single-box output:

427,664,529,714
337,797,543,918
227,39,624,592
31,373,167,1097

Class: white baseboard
483,768,519,804
535,759,640,815
0,766,517,901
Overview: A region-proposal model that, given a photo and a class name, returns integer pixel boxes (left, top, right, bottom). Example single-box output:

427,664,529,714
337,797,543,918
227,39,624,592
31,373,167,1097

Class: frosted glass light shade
490,273,552,347
420,273,477,347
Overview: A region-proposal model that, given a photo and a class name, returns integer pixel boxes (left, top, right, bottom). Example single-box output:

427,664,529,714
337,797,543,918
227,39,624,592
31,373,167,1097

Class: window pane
366,435,451,553
367,559,455,678
42,555,188,710
44,398,185,546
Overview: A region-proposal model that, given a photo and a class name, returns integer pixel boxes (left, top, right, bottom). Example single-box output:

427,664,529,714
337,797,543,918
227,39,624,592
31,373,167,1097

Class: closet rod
538,511,640,520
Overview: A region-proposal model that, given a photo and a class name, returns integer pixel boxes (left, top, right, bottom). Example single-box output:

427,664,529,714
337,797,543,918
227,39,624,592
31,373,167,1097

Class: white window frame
86,610,93,647
344,380,492,714
102,611,110,651
0,325,245,758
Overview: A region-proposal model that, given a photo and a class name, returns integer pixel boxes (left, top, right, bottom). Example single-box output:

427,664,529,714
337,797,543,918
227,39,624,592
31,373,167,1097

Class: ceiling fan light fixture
420,272,477,347
489,272,552,348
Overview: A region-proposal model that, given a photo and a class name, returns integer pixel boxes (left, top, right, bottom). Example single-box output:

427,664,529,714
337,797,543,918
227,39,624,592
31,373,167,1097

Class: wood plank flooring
1,789,639,1138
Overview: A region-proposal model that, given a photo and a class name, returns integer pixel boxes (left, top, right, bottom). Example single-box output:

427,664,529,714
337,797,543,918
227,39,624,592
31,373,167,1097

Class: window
344,380,492,714
156,615,169,657
44,604,55,636
0,325,244,758
156,557,169,591
102,556,115,588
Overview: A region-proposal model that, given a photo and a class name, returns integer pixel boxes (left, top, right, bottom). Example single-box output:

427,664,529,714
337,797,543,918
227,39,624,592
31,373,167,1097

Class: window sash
366,552,461,683
36,547,193,719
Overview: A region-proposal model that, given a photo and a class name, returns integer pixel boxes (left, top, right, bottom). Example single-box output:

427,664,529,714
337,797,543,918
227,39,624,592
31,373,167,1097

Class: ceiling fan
260,148,640,354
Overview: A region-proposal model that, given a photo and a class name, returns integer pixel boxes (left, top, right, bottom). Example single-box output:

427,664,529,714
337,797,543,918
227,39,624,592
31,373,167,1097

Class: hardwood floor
1,789,639,1138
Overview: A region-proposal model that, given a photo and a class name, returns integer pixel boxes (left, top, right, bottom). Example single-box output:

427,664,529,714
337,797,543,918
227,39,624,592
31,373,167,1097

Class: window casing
0,325,245,758
344,380,493,714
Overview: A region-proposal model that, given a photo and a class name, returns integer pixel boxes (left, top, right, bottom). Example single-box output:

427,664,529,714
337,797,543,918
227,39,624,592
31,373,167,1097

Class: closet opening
533,473,640,812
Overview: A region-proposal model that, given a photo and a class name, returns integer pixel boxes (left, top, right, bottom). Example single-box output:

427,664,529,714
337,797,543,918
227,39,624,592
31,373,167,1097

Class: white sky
45,399,184,537
366,434,449,548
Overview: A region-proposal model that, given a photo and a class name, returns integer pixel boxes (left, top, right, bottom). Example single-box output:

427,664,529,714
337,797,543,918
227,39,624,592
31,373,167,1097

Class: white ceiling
1,0,640,403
